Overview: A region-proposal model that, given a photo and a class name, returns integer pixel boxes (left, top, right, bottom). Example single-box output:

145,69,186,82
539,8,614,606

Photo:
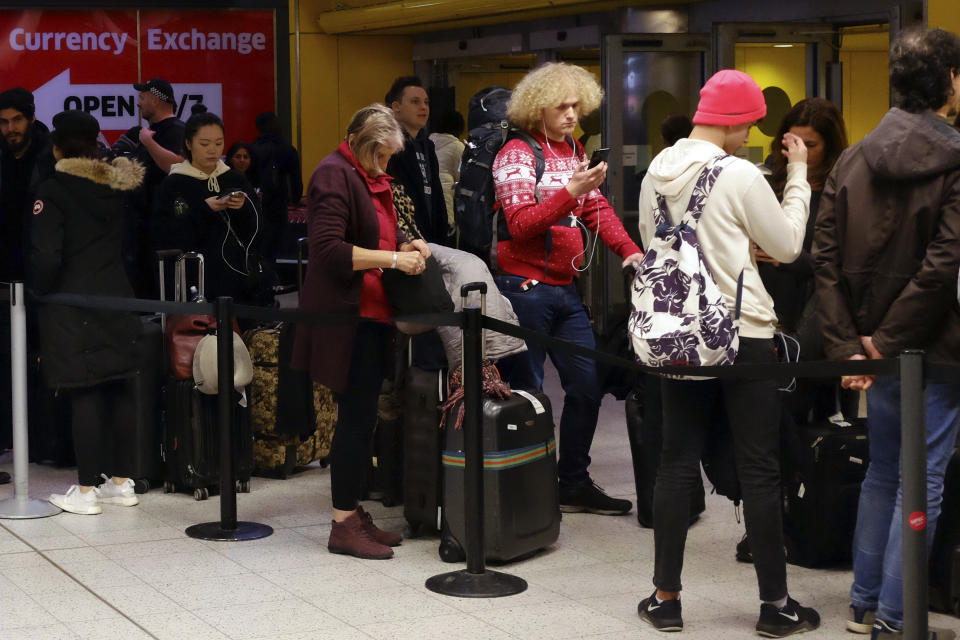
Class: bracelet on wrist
391,252,398,269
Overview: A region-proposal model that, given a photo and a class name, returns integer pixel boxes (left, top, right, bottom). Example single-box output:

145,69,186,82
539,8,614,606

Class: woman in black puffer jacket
30,110,145,515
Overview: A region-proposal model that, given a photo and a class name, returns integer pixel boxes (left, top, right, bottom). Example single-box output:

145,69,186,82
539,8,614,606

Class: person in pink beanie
635,69,821,637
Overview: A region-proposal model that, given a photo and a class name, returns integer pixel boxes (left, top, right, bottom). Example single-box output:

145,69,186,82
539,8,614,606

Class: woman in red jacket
293,104,428,559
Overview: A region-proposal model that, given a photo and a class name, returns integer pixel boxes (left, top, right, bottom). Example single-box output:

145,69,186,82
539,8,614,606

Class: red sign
0,9,275,146
908,511,927,531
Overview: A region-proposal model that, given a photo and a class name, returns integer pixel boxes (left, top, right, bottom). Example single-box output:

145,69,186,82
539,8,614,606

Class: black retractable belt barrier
25,288,960,620
186,297,273,542
426,282,527,598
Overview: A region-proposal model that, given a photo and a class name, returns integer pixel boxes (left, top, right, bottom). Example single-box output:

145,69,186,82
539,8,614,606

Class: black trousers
653,338,788,602
70,379,136,487
330,321,392,511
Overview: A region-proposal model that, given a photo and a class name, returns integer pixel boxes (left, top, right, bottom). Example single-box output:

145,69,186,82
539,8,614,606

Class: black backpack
454,86,546,267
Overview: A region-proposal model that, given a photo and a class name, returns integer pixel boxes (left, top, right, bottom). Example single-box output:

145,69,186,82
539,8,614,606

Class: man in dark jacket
814,27,960,638
130,78,185,297
385,76,450,246
0,87,54,456
0,87,54,282
251,111,302,262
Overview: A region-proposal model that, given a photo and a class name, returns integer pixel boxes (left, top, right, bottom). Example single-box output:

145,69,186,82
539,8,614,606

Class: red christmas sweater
491,131,641,285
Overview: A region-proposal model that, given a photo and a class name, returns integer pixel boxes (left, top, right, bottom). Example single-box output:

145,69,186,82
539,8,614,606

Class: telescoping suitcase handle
175,252,205,303
297,237,308,293
460,282,487,362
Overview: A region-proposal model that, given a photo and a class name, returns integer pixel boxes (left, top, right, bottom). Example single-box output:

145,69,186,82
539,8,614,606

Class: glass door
587,34,708,337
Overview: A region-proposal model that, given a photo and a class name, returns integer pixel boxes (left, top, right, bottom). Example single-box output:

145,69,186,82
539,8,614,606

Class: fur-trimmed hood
54,156,145,191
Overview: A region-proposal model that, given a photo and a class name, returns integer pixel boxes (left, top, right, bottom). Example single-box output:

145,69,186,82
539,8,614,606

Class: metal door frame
714,23,839,103
587,33,709,337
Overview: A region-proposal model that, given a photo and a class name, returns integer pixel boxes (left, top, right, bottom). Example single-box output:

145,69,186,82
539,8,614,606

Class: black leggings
70,379,136,487
653,338,788,602
330,321,392,511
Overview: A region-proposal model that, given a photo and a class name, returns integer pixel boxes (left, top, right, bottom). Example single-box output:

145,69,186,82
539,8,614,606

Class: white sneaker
97,476,139,506
49,485,102,515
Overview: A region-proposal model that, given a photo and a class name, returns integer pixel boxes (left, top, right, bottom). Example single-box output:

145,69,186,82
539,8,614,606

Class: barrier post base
425,569,527,598
0,497,61,519
186,521,273,542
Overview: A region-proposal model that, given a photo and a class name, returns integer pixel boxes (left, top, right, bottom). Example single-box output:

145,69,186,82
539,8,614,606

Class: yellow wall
734,43,807,160
838,30,889,144
928,0,960,34
290,1,414,186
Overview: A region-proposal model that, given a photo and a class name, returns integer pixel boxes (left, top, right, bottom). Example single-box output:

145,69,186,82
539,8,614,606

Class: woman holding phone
153,104,265,303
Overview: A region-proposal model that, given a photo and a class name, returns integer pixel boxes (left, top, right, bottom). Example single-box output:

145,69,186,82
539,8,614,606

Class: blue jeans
850,376,960,628
494,275,602,490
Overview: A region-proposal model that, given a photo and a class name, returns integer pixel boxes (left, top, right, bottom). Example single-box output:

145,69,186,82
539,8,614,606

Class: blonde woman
492,62,643,515
292,104,429,559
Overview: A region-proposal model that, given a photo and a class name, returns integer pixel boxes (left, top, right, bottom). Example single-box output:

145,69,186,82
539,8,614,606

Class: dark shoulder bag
381,255,454,334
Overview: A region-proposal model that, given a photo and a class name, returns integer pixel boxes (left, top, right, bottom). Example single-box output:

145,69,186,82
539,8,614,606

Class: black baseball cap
133,78,176,105
51,110,100,146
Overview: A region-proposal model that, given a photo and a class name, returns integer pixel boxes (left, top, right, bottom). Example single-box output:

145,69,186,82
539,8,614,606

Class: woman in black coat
153,106,267,305
30,111,145,515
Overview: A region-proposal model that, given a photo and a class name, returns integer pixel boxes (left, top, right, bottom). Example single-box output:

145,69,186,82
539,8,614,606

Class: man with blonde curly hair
492,62,643,516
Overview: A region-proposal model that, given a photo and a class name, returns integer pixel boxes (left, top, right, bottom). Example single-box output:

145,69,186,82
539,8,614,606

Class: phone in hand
216,190,245,200
588,147,611,169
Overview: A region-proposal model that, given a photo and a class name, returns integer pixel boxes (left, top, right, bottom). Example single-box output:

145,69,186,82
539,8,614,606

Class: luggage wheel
236,479,250,493
193,487,209,501
163,481,176,494
438,537,465,563
134,479,151,494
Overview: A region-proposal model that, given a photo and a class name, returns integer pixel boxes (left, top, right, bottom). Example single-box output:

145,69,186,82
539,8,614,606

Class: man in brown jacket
814,27,960,639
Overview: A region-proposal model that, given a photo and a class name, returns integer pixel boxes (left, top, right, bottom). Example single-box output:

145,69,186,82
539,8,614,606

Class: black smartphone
588,147,611,169
216,190,245,200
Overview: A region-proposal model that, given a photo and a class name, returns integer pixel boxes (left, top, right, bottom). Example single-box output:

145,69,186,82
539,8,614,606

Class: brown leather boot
357,506,403,547
328,511,394,559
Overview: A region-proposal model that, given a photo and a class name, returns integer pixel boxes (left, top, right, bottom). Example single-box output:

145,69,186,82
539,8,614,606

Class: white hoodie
638,138,810,338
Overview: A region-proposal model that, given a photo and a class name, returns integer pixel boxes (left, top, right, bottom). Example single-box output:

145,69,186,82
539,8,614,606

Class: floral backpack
628,154,743,375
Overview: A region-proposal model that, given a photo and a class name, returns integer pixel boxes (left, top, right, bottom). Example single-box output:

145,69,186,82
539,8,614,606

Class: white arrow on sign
33,69,223,131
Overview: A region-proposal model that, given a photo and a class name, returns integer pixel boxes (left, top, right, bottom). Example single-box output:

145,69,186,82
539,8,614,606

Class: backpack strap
495,130,552,278
681,154,731,229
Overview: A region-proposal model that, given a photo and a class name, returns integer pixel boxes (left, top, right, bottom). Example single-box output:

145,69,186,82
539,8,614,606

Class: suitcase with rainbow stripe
440,390,559,563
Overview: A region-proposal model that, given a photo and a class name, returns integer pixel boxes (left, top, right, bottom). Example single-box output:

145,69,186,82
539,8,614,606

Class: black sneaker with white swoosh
638,591,683,632
755,597,820,637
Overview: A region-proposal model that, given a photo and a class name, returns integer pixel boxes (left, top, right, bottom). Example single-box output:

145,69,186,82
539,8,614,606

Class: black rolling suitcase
402,353,447,536
366,372,404,507
440,389,560,563
437,281,559,563
124,318,163,493
930,449,960,616
162,381,252,500
782,417,869,567
626,374,705,528
158,252,253,500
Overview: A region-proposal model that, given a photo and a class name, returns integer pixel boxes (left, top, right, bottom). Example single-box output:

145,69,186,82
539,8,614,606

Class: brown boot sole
327,544,394,560
378,535,403,547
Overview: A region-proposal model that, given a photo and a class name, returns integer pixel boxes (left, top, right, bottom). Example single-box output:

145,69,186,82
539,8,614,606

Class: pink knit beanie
692,69,767,126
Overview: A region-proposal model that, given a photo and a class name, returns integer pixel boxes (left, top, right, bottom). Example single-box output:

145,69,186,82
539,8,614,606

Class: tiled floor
1,366,958,640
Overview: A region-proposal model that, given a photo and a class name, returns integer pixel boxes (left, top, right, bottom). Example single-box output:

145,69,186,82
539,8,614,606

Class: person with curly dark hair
814,27,960,637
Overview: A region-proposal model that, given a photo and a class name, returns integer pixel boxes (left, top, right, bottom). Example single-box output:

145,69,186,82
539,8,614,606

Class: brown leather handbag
166,314,218,379
159,251,239,379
